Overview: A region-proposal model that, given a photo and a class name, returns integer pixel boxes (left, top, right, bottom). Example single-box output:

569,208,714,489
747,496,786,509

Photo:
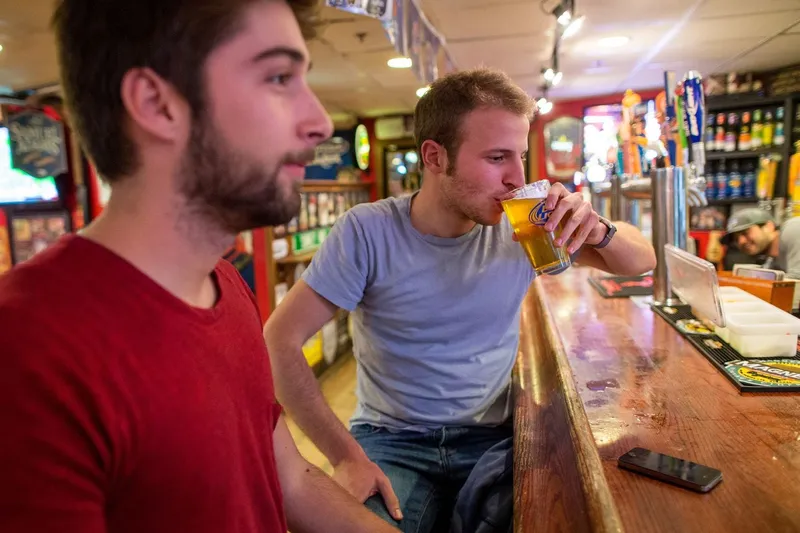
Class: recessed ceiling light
0,44,4,53
416,86,430,98
388,57,412,69
562,15,585,39
598,36,630,48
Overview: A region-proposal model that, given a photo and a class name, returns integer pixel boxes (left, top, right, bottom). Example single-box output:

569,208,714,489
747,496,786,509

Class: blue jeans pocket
350,423,385,438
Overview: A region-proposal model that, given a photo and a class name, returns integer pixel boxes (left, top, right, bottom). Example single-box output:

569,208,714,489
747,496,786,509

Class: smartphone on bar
618,447,723,493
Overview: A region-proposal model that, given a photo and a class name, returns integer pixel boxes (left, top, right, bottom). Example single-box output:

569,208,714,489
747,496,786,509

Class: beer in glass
502,180,571,275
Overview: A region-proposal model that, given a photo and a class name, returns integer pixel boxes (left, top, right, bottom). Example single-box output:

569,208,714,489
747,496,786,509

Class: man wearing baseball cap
721,208,800,278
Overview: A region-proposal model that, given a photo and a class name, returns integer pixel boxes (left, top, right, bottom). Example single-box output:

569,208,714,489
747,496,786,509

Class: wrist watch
592,217,617,249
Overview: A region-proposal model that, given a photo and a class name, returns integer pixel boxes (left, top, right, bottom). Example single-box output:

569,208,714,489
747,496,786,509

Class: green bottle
775,107,785,146
762,110,774,148
751,109,763,150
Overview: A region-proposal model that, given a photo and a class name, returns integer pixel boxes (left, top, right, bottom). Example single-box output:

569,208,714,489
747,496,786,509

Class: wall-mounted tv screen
0,126,60,205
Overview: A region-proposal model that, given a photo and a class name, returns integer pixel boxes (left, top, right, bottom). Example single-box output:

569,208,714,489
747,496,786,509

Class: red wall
532,89,662,182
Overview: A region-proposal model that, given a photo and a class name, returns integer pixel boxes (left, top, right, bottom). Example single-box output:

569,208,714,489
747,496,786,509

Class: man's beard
178,113,314,234
442,162,497,226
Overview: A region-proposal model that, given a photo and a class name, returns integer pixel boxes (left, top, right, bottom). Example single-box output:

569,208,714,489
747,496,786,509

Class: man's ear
420,139,449,175
120,67,188,143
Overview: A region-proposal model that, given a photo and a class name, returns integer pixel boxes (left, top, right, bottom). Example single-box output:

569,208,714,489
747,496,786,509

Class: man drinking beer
264,67,657,532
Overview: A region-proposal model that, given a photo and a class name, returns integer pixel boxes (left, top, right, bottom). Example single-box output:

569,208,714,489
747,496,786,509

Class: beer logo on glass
528,200,550,226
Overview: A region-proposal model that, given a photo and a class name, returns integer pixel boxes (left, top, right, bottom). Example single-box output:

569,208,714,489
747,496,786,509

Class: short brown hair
413,67,534,165
52,0,319,183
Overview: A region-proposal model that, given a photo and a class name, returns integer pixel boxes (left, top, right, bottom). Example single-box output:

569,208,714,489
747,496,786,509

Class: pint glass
502,180,571,275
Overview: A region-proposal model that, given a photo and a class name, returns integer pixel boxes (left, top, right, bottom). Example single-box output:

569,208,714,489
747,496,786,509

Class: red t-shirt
0,235,287,533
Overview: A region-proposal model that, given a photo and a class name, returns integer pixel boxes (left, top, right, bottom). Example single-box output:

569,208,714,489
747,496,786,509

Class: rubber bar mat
652,303,800,393
589,274,654,298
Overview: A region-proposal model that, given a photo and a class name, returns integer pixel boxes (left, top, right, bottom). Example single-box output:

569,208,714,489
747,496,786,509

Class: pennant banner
326,0,393,21
406,0,445,85
381,0,454,84
382,0,407,56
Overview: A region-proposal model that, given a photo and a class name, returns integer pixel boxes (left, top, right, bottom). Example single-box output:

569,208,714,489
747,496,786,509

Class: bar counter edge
512,265,800,533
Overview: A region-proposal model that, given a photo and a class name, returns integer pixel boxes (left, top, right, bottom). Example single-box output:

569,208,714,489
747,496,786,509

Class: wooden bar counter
513,266,800,533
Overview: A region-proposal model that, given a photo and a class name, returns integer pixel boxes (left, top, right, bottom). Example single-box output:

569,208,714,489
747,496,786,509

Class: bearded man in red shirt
0,1,399,532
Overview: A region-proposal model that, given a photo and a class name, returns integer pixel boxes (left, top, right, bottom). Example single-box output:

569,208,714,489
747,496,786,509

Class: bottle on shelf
793,107,800,142
715,160,728,200
774,107,785,147
715,112,726,151
738,111,752,151
762,110,775,148
728,160,742,199
724,112,739,152
790,141,800,217
705,162,715,201
751,109,764,150
705,114,716,152
742,161,756,199
756,155,777,201
298,194,309,231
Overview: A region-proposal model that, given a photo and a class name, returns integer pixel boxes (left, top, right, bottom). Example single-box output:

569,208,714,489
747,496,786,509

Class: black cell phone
618,447,723,493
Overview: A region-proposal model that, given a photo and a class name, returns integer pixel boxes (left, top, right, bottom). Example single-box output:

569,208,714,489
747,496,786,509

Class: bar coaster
589,274,653,298
652,304,800,393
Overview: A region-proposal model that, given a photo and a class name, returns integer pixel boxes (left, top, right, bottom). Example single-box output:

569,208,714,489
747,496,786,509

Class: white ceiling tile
317,5,361,22
320,16,393,54
723,34,800,71
563,22,674,62
579,1,700,28
447,36,551,77
424,3,552,42
653,38,763,64
680,11,800,43
695,0,800,18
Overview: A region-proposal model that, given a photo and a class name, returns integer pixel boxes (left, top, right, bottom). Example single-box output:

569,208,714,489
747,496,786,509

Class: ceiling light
543,68,555,82
416,86,430,98
0,44,4,53
388,57,412,69
598,36,630,48
552,71,563,86
537,98,553,114
562,15,585,39
553,5,572,26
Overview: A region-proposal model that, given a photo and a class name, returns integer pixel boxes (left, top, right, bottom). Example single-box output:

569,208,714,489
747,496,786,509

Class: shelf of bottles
703,98,792,204
266,180,372,377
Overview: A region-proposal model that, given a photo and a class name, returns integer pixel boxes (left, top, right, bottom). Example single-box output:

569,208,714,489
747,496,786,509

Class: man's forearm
580,221,657,275
284,460,399,533
269,343,366,465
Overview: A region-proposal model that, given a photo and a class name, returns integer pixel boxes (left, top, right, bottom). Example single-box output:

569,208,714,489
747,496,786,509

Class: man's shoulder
782,217,800,238
0,236,114,351
0,240,75,311
345,196,407,226
331,197,409,245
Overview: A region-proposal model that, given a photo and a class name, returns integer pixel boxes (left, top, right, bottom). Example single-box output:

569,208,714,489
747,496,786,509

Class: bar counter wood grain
513,266,800,533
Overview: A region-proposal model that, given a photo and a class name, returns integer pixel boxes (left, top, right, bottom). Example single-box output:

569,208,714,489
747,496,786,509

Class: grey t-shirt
776,217,800,279
302,193,535,431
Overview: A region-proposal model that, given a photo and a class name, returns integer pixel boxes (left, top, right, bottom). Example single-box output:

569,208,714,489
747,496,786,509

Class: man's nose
298,87,334,146
504,159,526,189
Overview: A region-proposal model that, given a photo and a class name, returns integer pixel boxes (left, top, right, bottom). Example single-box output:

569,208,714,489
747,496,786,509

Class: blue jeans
350,423,513,533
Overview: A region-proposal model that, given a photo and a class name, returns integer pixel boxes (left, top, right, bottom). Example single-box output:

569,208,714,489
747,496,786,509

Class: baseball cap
720,208,774,246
